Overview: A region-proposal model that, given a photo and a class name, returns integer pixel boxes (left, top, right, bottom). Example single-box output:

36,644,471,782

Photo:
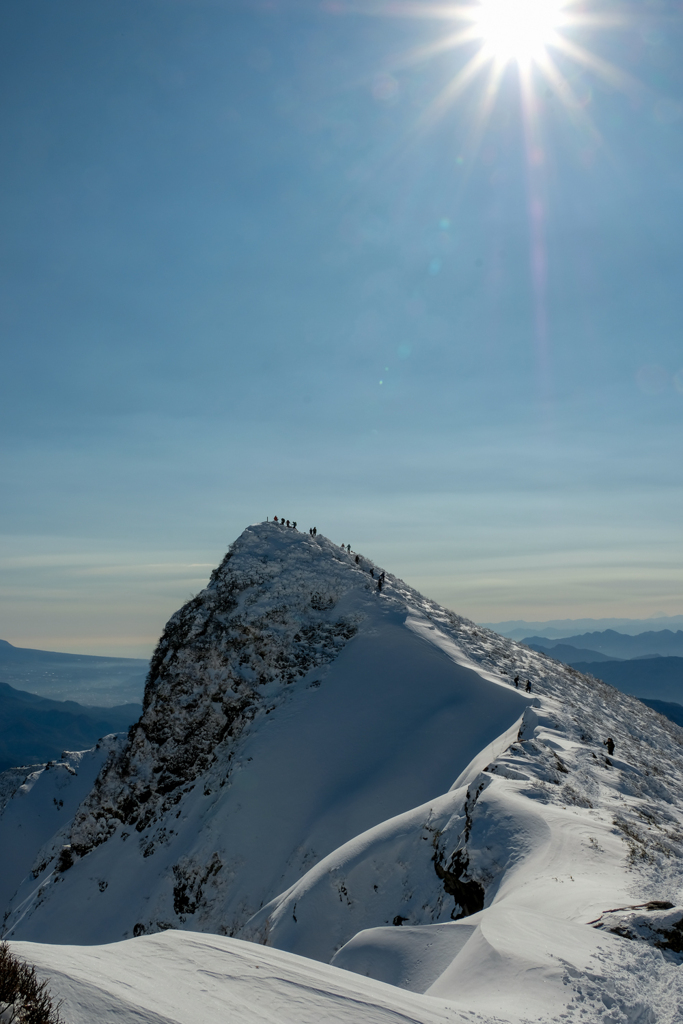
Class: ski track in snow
2,522,683,1023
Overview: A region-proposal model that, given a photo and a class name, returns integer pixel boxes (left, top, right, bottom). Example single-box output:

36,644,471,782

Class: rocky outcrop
66,527,364,856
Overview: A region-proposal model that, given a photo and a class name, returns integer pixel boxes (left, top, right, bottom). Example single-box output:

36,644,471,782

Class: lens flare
473,0,565,63
357,0,645,412
372,0,639,127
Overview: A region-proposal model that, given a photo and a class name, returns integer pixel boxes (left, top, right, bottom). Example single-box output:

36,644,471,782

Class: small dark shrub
0,942,64,1024
56,847,73,873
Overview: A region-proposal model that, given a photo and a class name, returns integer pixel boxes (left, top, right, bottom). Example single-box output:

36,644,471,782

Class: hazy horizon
2,608,683,660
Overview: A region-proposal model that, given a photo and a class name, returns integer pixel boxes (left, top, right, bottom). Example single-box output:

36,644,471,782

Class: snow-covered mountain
3,522,683,1023
0,737,121,925
2,523,528,942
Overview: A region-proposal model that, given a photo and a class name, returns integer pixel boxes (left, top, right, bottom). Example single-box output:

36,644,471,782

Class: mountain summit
3,523,683,1022
3,522,528,942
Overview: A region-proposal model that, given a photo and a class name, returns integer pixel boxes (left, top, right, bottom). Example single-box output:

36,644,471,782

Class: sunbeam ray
548,35,642,94
418,47,492,128
460,58,508,164
534,52,602,141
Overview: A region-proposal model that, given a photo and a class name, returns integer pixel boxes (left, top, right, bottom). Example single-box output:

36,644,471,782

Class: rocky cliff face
68,526,363,856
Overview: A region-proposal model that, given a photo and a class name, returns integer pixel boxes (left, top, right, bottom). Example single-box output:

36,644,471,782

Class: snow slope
11,931,473,1024
2,523,528,943
0,738,120,921
4,522,683,1023
243,611,683,1019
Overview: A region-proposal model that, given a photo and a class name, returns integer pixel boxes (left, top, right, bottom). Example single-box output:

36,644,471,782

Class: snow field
11,931,475,1024
3,523,683,1024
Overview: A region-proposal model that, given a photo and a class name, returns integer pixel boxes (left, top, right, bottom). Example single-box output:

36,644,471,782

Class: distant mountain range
640,699,683,728
522,629,683,660
483,616,683,640
0,681,142,773
522,633,683,707
527,643,620,664
573,658,682,705
0,638,147,705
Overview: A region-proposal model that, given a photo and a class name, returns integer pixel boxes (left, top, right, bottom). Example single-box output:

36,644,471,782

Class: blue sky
1,0,682,656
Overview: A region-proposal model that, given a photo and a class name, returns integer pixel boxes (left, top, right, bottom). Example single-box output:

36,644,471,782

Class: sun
472,0,566,64
373,0,637,132
356,0,641,401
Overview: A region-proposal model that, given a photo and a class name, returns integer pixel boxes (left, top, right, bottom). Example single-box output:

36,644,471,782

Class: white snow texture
2,522,683,1024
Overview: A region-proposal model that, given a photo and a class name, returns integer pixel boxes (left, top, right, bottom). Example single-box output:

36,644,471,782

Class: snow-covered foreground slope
12,919,683,1024
12,931,472,1024
247,660,683,970
4,522,683,1023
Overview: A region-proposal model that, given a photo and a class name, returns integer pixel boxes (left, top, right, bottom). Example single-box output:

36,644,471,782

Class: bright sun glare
372,0,639,388
383,0,636,135
472,0,565,63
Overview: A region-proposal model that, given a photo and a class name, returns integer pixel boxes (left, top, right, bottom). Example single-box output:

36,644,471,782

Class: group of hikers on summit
272,516,298,530
269,517,386,591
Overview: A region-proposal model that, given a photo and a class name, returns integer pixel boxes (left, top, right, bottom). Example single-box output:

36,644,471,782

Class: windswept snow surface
10,917,683,1024
10,931,473,1024
4,522,683,1023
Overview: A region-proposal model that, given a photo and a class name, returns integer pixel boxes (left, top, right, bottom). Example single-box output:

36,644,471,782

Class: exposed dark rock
432,783,486,920
62,530,362,865
591,902,683,960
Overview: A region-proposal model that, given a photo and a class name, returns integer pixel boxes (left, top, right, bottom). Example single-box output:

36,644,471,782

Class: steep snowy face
239,615,683,1020
4,523,529,943
68,525,364,852
0,739,121,918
